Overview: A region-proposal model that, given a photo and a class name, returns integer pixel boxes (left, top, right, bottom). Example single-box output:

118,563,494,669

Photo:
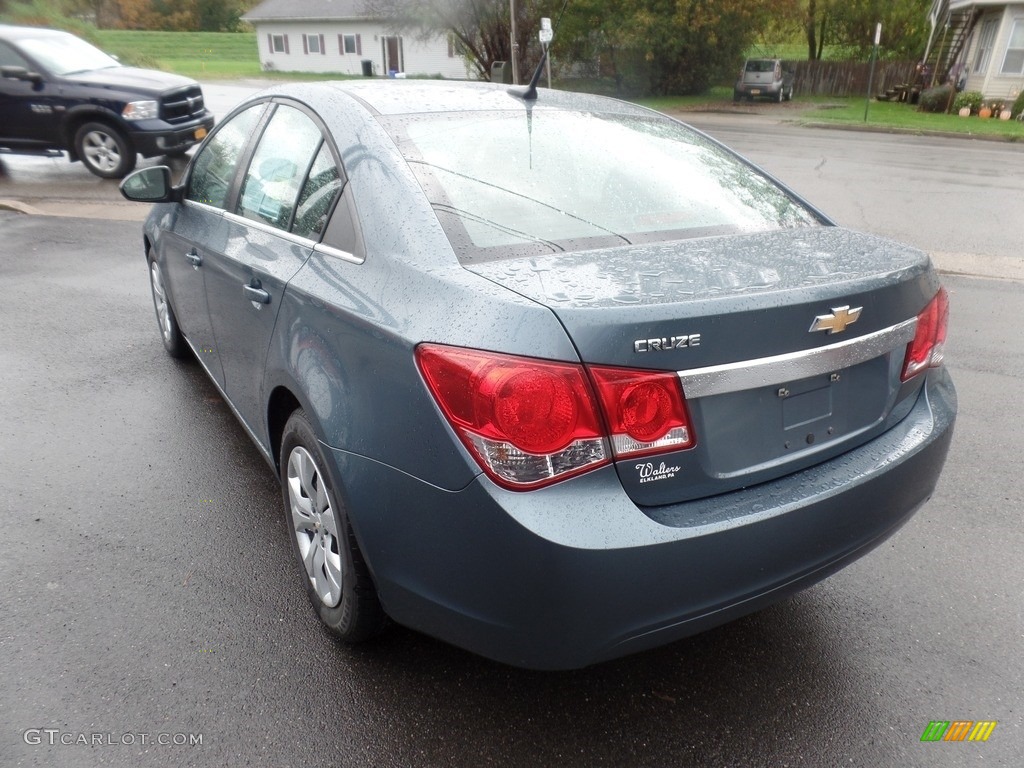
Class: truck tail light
901,287,949,381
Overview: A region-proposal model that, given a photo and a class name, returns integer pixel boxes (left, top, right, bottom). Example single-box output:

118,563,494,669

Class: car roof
257,79,655,119
0,24,74,42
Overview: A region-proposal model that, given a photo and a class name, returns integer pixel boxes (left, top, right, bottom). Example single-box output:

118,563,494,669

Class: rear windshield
382,109,819,263
745,60,777,72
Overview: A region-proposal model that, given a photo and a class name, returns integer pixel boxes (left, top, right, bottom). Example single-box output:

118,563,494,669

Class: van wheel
74,122,136,179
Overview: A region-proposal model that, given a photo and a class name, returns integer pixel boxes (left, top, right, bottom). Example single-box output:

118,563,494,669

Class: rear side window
187,103,264,209
292,144,343,239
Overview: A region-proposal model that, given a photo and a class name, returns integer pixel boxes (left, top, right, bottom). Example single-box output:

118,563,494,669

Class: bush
953,90,984,113
919,84,954,113
1011,91,1024,119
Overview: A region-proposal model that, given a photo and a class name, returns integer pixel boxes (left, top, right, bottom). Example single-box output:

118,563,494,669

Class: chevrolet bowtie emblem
810,305,862,334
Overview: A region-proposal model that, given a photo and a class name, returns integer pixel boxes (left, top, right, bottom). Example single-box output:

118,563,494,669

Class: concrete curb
0,198,45,215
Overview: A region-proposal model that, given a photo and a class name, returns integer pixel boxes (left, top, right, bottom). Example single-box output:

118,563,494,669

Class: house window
304,34,325,55
1000,20,1024,75
270,34,288,54
974,18,998,74
341,34,361,55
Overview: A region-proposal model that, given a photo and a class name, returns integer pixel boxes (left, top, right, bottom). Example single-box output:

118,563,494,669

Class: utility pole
864,23,881,122
510,0,519,85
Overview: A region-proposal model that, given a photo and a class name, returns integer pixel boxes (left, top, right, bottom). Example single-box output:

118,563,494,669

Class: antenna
509,47,547,101
508,0,569,101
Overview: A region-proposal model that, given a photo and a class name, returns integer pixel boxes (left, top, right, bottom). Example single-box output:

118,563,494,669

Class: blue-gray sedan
121,81,956,670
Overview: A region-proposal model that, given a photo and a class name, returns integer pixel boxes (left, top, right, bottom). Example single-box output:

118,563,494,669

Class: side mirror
120,166,178,203
1,65,44,87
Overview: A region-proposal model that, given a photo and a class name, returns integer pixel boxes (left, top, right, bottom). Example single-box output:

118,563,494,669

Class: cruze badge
809,305,862,334
634,334,700,353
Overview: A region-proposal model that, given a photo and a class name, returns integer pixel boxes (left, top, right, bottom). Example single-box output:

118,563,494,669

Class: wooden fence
785,59,919,98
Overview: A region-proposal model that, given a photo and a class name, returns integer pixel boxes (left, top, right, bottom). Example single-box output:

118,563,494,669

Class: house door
383,36,403,74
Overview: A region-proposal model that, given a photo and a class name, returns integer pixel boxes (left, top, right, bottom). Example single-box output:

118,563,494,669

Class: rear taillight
416,345,609,489
901,288,949,382
588,366,694,458
416,345,696,490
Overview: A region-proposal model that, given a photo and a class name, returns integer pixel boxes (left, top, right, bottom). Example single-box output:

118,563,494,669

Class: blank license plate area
695,356,892,476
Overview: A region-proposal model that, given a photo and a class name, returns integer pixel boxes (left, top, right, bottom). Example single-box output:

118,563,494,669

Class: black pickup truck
0,24,214,178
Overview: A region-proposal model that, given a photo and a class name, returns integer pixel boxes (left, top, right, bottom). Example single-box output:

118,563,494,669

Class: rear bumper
735,82,784,96
332,368,956,670
128,112,215,157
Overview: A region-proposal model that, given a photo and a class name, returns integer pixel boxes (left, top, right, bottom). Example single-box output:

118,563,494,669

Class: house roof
242,0,377,22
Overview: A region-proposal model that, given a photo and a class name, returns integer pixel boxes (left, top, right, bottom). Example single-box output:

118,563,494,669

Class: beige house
241,0,474,80
926,0,1024,99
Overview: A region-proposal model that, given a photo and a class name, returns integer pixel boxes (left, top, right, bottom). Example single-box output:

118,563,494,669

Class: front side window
384,110,819,262
0,41,30,69
1001,20,1024,75
187,103,265,209
237,105,324,231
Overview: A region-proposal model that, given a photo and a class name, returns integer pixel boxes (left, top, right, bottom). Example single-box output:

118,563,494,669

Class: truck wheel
74,122,137,179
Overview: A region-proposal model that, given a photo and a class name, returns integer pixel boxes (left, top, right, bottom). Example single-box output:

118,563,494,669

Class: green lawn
801,99,1024,139
94,30,264,78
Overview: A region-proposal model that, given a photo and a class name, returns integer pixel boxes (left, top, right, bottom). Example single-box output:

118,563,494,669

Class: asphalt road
1,99,1023,767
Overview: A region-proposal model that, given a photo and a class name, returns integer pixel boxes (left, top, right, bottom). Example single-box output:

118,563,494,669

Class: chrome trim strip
678,318,917,398
312,242,363,265
222,210,318,248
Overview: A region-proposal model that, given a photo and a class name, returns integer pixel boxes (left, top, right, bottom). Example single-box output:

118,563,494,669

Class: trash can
490,60,512,84
361,59,373,77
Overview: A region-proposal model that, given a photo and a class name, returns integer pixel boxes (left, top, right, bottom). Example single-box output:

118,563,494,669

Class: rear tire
74,121,136,179
280,409,386,643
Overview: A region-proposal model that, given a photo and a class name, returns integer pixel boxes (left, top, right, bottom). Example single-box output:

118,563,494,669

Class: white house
241,0,474,80
926,0,1024,99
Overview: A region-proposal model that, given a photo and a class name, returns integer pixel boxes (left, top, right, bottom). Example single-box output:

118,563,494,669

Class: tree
368,0,555,82
801,0,929,60
374,0,788,95
560,0,785,95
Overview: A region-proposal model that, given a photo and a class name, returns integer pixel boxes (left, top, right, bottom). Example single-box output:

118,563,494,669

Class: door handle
186,249,202,268
243,284,271,304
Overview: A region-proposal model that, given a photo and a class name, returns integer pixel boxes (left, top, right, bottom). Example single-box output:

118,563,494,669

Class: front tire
74,121,136,179
280,410,386,643
148,254,188,359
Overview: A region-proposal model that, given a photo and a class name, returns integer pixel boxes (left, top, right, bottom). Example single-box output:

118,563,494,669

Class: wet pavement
1,85,1022,767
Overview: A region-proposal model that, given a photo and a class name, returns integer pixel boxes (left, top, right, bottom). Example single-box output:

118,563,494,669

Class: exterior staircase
922,1,981,87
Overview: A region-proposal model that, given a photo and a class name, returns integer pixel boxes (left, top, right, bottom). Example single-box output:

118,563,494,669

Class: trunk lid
466,227,939,506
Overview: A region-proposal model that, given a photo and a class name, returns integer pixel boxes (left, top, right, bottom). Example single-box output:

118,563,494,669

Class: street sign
539,17,552,44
